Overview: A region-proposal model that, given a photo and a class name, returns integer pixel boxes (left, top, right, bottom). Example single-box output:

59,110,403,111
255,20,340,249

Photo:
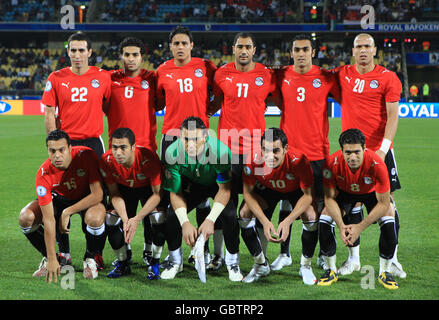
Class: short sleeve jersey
163,136,232,193
42,66,111,140
213,62,278,155
242,149,314,193
107,69,157,151
322,148,390,194
99,147,162,188
156,58,217,136
278,65,341,161
332,64,402,151
35,146,102,206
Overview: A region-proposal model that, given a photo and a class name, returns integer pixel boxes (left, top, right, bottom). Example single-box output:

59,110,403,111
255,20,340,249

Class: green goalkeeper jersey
163,136,232,194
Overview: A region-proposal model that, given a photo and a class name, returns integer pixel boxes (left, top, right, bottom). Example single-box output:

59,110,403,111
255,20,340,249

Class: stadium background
0,0,438,302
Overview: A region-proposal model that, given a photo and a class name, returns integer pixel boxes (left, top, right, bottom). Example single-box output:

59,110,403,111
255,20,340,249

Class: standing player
317,129,399,290
18,130,107,282
99,128,164,279
161,117,242,282
156,25,221,267
209,33,278,270
240,128,314,283
332,33,405,278
272,34,341,276
106,37,158,265
42,32,111,268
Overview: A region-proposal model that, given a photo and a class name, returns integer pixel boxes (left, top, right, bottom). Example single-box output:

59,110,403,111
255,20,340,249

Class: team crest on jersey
137,173,146,180
255,77,264,86
312,78,322,88
91,79,100,88
323,169,332,179
36,186,47,197
364,177,373,184
243,166,252,176
141,80,149,89
45,81,52,92
194,68,204,78
76,169,85,177
369,80,379,89
286,173,295,180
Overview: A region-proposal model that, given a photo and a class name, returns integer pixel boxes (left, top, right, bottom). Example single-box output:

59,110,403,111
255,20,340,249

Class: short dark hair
180,116,207,132
112,127,136,146
46,129,71,147
169,25,193,43
67,31,91,50
291,34,316,51
118,37,145,55
339,129,366,149
262,127,288,148
233,32,256,47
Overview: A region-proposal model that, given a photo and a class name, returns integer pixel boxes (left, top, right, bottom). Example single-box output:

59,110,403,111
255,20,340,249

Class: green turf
0,115,438,300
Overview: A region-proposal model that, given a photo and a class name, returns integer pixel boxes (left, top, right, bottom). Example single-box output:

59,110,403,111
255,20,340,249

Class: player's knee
301,205,318,222
384,202,395,217
18,207,35,228
85,209,106,227
239,203,253,219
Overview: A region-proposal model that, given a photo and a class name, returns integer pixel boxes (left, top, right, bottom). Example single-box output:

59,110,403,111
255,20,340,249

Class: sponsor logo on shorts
323,168,332,179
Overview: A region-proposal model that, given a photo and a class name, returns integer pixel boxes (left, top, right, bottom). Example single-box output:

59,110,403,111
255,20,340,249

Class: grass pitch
0,115,438,301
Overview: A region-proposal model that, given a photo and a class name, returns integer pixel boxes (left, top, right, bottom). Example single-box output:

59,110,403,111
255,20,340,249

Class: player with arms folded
317,129,400,290
18,130,107,282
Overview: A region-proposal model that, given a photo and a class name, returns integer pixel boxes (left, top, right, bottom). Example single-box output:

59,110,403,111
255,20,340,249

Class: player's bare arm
207,94,223,117
243,181,280,242
346,191,391,245
125,184,162,244
40,203,60,283
44,105,57,134
170,191,197,247
377,101,399,161
323,185,349,245
277,187,313,242
198,181,231,241
60,180,104,234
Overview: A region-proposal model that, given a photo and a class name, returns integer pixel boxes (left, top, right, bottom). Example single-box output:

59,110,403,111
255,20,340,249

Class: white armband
206,202,225,223
175,207,189,226
379,138,392,154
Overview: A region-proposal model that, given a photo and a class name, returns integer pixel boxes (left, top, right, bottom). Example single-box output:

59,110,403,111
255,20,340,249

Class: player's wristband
206,202,225,223
175,207,189,226
379,138,392,154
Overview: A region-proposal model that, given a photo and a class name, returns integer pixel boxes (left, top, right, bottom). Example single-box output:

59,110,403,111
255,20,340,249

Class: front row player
317,129,400,289
19,130,107,282
161,116,243,282
99,128,165,279
240,128,315,284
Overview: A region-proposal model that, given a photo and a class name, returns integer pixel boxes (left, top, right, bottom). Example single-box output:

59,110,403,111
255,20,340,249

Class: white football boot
270,253,292,271
32,257,48,277
242,262,270,283
338,258,361,276
160,261,183,280
227,264,243,282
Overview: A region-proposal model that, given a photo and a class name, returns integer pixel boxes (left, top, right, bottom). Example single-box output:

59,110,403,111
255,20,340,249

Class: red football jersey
278,65,341,161
35,146,102,206
213,62,278,155
322,148,390,194
107,69,157,151
42,66,111,140
100,146,162,188
156,57,217,135
333,64,401,151
242,149,314,193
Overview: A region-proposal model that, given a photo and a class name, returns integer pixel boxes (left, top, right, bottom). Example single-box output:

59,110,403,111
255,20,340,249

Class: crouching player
240,128,314,284
317,129,400,289
19,130,107,282
99,128,164,279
